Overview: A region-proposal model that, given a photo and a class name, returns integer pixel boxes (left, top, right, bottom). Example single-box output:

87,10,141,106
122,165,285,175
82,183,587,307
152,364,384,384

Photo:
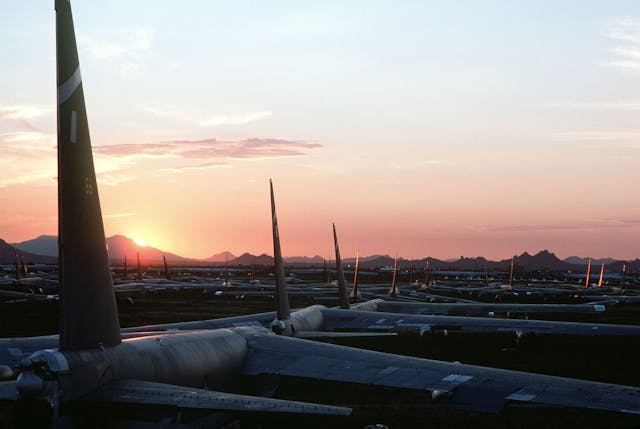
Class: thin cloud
141,105,273,127
159,161,228,174
602,18,640,71
82,27,154,60
199,111,272,127
81,27,154,77
0,131,51,144
544,101,640,111
2,135,322,188
0,105,51,121
475,219,640,233
551,130,640,141
95,138,322,160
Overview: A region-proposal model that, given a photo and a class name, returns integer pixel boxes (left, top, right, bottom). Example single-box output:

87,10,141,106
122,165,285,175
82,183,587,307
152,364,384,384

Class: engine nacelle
38,328,253,404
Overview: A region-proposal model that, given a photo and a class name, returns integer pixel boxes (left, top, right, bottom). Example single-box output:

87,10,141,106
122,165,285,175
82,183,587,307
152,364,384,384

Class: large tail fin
332,223,350,309
270,180,291,327
56,0,120,350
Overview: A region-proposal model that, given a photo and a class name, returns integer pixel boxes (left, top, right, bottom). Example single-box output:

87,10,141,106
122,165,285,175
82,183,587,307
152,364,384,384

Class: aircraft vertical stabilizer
163,255,171,280
508,256,515,290
597,263,604,287
388,253,398,296
349,248,359,303
323,258,329,285
270,180,291,328
56,0,120,350
14,253,21,281
332,223,350,309
585,259,591,289
425,260,431,286
484,263,489,287
123,254,128,279
21,256,29,277
136,251,142,280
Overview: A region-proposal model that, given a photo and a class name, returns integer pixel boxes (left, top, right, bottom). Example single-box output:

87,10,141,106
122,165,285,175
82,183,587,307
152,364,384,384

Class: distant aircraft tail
14,253,21,282
269,180,291,332
349,248,359,303
483,263,489,287
425,260,432,287
136,251,142,280
388,253,398,296
21,256,28,277
56,0,121,349
597,263,604,287
323,258,329,285
585,259,592,289
508,256,515,290
163,255,171,280
332,223,350,309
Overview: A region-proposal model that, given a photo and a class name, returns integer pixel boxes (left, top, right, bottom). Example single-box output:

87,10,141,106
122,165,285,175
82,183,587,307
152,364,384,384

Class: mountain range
3,235,639,272
0,239,58,265
11,235,191,265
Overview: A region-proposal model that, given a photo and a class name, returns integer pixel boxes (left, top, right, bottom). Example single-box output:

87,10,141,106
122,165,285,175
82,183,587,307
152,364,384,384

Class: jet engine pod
16,371,45,398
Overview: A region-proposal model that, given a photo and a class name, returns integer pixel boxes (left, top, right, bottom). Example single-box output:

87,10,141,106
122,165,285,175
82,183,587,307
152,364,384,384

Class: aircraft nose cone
16,371,45,398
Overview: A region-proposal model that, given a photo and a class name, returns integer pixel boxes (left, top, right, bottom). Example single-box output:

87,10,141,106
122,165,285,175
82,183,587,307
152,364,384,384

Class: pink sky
2,2,640,261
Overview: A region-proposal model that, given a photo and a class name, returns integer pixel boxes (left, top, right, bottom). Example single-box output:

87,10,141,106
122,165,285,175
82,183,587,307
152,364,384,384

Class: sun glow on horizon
132,237,148,247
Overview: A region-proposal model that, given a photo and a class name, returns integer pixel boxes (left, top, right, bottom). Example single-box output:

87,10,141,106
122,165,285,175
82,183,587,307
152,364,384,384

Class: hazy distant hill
107,235,193,265
356,255,396,269
285,255,325,264
4,235,636,272
10,234,194,265
509,250,572,271
564,256,617,266
0,239,57,264
606,259,640,273
231,252,274,266
343,254,392,264
204,251,237,263
11,235,58,257
352,251,571,272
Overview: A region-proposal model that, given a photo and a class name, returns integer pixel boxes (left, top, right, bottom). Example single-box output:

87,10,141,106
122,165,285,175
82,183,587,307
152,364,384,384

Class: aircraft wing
0,313,276,370
353,300,607,317
240,331,640,414
321,308,640,337
121,311,276,333
80,379,351,416
0,380,18,400
0,290,57,301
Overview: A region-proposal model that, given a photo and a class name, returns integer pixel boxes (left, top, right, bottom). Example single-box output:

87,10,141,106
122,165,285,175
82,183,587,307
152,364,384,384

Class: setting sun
132,237,148,247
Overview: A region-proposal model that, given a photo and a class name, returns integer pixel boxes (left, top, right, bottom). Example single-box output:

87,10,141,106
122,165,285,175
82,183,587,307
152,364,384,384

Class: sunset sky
2,1,640,260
